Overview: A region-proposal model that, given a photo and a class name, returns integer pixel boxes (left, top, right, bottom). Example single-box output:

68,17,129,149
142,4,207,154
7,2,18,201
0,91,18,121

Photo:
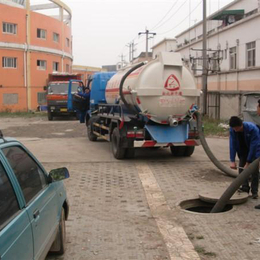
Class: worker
254,99,260,209
73,83,90,123
229,116,260,199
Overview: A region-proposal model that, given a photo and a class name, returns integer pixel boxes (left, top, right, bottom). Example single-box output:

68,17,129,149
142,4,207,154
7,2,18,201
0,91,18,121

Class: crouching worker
229,116,260,199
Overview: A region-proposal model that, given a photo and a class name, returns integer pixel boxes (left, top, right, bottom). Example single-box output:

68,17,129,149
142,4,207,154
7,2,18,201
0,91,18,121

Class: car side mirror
48,167,70,183
44,86,47,91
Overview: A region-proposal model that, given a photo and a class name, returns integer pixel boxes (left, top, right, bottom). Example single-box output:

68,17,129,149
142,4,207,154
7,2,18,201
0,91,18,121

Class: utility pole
131,41,137,61
126,42,132,62
202,0,207,115
138,29,156,58
118,54,126,69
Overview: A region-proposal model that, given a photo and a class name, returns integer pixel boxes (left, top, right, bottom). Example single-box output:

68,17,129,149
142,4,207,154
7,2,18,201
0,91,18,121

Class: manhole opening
180,199,233,213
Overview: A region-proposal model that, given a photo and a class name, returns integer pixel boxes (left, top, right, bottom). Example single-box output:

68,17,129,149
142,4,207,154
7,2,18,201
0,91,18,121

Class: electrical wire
151,0,179,30
157,0,202,35
153,0,189,30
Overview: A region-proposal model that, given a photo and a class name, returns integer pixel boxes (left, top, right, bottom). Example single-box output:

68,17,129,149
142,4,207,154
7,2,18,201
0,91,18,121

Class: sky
58,0,234,68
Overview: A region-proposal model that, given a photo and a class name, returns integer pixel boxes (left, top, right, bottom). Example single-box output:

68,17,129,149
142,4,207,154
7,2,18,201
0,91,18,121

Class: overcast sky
60,0,234,68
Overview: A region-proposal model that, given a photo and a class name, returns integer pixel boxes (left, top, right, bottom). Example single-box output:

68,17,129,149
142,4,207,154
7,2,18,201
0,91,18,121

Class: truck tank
105,52,200,124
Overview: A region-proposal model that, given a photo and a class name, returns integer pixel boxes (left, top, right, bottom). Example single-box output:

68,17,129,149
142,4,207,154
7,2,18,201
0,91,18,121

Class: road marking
136,162,200,260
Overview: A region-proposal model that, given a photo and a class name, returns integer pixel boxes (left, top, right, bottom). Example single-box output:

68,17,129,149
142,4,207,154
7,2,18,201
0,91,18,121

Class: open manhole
179,199,233,213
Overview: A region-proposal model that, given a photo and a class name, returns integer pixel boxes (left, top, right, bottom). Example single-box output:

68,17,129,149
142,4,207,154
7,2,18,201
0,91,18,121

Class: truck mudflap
144,124,188,143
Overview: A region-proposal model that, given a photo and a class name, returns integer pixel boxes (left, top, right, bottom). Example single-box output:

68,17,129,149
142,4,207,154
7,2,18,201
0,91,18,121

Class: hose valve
168,117,179,127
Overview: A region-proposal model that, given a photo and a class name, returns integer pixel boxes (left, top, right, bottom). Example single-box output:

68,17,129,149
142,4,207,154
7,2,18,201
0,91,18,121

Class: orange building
0,0,73,111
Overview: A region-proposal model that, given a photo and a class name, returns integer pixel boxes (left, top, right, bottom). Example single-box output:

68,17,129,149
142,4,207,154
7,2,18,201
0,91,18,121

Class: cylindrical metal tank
105,52,200,124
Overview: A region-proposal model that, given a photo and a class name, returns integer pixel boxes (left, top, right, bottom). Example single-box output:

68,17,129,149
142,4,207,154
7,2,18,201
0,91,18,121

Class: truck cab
46,73,82,121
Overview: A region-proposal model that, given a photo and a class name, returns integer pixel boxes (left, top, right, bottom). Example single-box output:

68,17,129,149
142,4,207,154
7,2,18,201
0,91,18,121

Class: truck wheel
87,117,98,141
48,110,53,121
111,127,125,159
184,146,195,156
125,148,135,159
170,146,186,156
49,208,66,255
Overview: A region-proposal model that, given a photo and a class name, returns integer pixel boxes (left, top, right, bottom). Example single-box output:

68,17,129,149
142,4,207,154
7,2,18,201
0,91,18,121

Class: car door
2,145,60,260
0,156,34,260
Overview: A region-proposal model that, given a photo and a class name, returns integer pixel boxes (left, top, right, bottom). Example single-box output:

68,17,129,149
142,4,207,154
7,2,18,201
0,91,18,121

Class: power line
153,0,188,30
157,0,202,35
151,0,179,30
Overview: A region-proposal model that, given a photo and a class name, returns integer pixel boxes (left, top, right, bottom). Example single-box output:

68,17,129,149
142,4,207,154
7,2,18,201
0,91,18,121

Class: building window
37,28,46,39
246,41,255,68
3,22,17,34
53,32,59,43
53,62,59,72
229,47,237,70
66,38,70,47
37,60,46,70
66,64,70,72
2,57,17,68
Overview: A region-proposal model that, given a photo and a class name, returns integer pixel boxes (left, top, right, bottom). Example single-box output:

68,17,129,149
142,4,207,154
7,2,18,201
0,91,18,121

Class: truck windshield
48,82,79,94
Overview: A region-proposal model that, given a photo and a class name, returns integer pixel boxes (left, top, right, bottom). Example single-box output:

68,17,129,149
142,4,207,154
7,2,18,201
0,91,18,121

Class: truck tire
49,208,66,255
48,110,53,121
111,127,125,159
170,146,186,156
87,117,98,141
125,148,135,159
184,146,195,156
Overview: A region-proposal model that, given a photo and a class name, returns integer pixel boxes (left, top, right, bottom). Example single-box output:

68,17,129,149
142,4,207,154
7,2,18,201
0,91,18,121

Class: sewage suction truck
69,52,201,159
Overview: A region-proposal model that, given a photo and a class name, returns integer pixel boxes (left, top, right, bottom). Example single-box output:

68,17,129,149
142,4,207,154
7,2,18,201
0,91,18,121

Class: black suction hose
194,111,238,178
211,158,260,213
119,62,145,116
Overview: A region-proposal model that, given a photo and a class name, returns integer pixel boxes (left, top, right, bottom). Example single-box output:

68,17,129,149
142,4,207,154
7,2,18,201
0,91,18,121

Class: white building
152,0,260,119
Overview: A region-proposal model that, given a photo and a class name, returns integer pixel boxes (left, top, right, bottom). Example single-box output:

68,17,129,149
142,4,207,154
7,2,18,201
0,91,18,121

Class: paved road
2,117,260,260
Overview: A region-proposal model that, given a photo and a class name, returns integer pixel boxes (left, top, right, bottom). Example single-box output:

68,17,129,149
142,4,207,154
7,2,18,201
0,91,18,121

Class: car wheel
111,127,125,159
49,208,66,255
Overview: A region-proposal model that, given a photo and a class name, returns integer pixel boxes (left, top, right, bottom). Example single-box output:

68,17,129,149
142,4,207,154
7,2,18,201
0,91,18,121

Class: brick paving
45,159,260,260
3,118,260,260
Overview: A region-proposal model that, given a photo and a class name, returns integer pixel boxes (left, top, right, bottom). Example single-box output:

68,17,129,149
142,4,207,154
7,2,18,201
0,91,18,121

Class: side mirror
48,167,70,183
44,86,47,91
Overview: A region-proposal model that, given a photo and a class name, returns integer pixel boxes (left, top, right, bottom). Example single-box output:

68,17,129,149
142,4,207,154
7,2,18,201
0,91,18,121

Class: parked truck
46,73,82,120
68,52,201,159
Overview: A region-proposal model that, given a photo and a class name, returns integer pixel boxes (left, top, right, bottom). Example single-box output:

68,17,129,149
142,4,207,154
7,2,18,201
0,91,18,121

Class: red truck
46,73,82,120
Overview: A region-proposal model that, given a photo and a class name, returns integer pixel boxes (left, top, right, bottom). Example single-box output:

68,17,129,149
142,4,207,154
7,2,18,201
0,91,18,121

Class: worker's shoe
238,187,250,193
252,193,258,199
255,204,260,209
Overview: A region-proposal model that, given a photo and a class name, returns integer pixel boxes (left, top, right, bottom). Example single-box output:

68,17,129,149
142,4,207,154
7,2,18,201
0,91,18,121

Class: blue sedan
0,135,69,260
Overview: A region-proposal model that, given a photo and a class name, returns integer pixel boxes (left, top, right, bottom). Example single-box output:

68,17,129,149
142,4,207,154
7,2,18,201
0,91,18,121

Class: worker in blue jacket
255,100,260,209
229,116,260,198
73,84,90,123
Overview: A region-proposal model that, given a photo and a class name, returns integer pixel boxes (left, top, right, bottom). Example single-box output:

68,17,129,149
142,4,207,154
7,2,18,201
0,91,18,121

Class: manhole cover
199,189,248,205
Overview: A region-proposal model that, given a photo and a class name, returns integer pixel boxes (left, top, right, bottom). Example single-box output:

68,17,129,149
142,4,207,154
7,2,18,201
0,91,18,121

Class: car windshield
48,82,79,94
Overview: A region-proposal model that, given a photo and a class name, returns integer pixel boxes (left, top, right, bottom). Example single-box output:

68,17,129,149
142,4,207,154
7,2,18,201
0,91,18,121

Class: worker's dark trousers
239,155,259,194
